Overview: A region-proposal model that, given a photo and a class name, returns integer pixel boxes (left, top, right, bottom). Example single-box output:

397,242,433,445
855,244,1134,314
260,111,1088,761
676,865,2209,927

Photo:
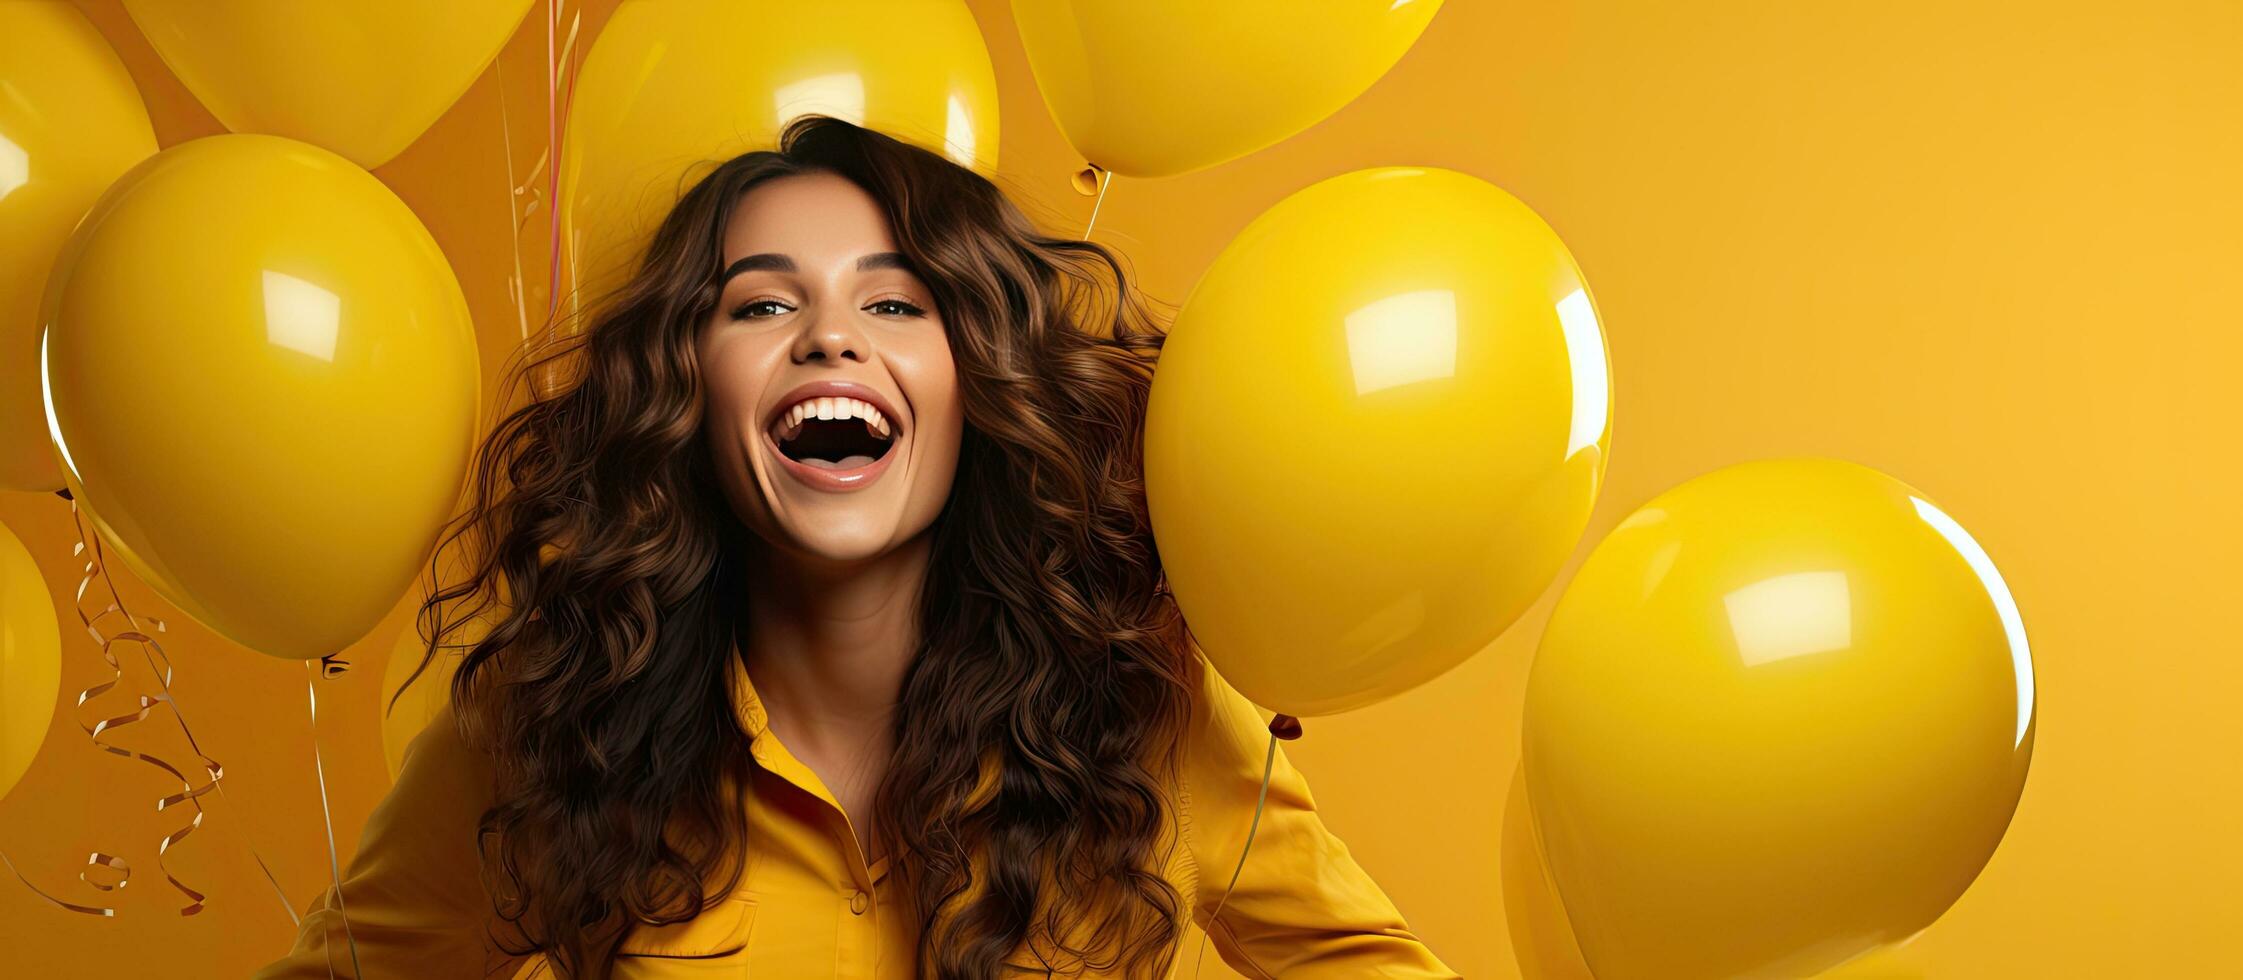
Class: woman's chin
763,517,906,565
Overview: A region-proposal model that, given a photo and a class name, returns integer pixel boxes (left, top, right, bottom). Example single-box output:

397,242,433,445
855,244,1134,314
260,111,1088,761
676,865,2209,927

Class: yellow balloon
42,134,481,661
0,2,158,493
1012,0,1444,178
1816,942,1929,979
119,0,531,170
561,0,999,319
1522,458,2035,980
1505,754,1936,979
0,519,62,802
1146,167,1610,716
1501,763,1595,980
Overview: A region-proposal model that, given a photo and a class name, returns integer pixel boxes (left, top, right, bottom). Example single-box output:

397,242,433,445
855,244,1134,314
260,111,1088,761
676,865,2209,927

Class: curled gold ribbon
137,622,300,925
29,495,300,922
58,498,200,915
0,848,128,917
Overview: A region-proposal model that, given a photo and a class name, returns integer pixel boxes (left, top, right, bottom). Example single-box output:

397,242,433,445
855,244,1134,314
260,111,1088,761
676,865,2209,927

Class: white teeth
774,395,898,440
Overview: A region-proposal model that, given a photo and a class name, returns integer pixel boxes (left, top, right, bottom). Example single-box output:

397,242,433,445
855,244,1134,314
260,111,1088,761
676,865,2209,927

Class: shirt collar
726,636,774,740
724,637,895,884
724,637,795,778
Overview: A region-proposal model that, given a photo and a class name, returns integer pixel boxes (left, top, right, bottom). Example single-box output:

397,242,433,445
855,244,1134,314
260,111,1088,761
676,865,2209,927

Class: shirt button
848,888,870,915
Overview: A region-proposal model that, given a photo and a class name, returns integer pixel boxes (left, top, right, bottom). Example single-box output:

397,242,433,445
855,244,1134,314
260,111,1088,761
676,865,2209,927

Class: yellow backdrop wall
1,1,2234,975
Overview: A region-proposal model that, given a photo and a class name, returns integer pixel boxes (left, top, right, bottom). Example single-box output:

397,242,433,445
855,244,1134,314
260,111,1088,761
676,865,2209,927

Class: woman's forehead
722,172,899,266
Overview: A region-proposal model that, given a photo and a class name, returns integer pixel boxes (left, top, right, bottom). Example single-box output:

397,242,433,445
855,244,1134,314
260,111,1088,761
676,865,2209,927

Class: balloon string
492,0,582,354
1082,167,1113,240
495,56,532,344
304,658,363,979
545,0,559,333
496,0,579,345
62,496,300,922
545,0,583,331
1191,723,1279,978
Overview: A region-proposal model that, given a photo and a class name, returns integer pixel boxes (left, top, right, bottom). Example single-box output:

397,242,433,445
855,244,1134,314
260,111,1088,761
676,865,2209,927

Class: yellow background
1,1,2235,975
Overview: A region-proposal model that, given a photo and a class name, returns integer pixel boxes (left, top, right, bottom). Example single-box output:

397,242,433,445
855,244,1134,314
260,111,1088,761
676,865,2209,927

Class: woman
258,115,1458,980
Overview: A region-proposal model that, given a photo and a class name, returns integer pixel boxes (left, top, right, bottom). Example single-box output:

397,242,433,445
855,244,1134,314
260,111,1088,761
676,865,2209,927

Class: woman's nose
791,311,870,364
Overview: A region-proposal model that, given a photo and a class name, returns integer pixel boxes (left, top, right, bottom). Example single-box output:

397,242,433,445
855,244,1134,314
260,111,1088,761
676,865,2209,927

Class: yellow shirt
254,645,1459,978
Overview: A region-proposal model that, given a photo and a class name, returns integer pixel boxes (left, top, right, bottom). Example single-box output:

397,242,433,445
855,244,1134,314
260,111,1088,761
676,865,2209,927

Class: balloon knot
1268,714,1303,740
1072,164,1108,196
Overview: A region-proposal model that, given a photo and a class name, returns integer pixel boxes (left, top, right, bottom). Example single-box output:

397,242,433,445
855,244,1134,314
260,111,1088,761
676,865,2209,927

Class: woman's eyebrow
722,252,794,282
719,251,914,284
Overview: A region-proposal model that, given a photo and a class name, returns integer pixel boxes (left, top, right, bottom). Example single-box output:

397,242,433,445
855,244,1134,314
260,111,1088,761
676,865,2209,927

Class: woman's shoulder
1162,645,1464,978
1170,641,1326,864
390,698,502,814
1176,641,1287,786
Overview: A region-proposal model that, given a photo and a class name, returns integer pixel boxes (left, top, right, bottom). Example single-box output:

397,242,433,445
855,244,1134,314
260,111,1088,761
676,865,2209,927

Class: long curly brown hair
397,115,1199,978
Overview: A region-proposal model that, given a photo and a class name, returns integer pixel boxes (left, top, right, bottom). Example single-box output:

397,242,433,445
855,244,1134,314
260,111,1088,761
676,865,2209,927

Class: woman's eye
866,299,927,318
731,299,792,320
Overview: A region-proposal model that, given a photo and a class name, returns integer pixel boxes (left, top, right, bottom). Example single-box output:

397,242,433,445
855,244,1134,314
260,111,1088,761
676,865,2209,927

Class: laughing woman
257,115,1459,980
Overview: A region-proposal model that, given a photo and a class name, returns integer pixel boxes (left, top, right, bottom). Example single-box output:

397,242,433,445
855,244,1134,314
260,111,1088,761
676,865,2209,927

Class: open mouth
767,401,898,471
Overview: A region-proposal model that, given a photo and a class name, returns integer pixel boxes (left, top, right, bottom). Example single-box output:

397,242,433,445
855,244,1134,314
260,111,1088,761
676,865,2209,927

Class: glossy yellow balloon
119,0,531,169
1501,763,1594,980
42,134,480,661
0,520,62,802
1146,167,1610,716
0,2,158,493
561,0,999,319
1505,755,1934,979
1816,943,1929,979
1012,0,1443,178
1523,458,2035,980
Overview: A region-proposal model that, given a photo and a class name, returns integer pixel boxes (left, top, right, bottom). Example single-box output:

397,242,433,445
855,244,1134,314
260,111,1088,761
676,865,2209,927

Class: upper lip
765,379,906,437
